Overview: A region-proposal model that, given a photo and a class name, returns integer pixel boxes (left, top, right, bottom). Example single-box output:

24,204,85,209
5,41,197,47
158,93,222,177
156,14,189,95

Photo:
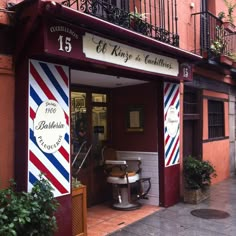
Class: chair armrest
119,156,141,161
105,160,127,165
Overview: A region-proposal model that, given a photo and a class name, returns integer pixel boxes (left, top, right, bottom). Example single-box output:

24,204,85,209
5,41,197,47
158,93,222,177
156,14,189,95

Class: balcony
61,0,179,47
192,11,236,67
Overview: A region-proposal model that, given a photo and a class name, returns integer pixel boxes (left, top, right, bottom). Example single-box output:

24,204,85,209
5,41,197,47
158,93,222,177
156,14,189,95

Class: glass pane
92,93,107,103
71,92,87,156
92,106,107,165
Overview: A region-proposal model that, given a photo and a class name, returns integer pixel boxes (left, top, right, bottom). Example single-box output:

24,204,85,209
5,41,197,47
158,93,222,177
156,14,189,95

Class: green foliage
218,11,226,21
72,177,81,189
183,156,217,190
223,0,236,23
210,26,227,56
0,175,59,236
129,7,149,20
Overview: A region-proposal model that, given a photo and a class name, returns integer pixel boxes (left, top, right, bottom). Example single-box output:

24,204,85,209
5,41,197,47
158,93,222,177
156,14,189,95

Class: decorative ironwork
62,0,179,47
191,11,236,57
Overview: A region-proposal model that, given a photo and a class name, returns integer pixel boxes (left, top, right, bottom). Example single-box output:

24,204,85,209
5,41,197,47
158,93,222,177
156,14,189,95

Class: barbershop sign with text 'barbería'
44,20,192,80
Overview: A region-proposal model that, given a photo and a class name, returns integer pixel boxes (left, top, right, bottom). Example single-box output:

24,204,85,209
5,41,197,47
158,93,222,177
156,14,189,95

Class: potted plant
183,156,216,204
0,174,59,235
129,7,150,33
220,0,236,32
210,26,226,56
208,25,234,65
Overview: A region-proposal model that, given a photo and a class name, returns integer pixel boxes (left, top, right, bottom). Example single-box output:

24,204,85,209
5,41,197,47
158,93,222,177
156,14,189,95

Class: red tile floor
87,202,160,235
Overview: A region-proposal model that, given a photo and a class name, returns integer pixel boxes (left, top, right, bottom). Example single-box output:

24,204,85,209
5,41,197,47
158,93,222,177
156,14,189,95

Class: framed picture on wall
126,105,144,132
75,97,85,109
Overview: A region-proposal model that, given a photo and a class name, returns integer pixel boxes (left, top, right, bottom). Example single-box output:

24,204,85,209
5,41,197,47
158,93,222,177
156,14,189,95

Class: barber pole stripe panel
28,59,70,197
164,82,180,167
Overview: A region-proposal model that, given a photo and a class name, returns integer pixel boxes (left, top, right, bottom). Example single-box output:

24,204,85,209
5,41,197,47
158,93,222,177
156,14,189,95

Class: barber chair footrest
112,202,142,211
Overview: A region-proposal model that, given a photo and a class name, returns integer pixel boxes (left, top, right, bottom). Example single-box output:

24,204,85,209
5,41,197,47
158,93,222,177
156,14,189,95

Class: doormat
191,209,230,219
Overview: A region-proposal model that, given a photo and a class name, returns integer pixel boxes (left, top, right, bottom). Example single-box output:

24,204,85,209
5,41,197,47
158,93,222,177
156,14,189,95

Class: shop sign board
44,20,192,80
82,32,179,77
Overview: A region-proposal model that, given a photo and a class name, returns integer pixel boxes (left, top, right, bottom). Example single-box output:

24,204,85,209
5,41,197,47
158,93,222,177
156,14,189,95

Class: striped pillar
162,82,180,206
28,59,70,197
164,82,180,167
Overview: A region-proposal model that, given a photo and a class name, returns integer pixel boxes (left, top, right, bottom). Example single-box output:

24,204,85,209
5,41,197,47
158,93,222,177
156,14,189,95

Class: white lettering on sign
50,25,79,39
58,35,72,52
183,67,189,78
34,100,66,153
83,33,179,76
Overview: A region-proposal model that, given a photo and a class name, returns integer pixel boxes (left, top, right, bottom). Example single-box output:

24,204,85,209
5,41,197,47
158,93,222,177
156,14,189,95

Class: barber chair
102,147,151,210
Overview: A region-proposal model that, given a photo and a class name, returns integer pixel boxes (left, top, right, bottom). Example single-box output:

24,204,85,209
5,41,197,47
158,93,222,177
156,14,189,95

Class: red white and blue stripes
28,59,70,197
164,82,180,167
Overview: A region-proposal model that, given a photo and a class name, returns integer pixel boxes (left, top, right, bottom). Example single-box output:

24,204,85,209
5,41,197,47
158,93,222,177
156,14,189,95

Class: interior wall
111,82,158,152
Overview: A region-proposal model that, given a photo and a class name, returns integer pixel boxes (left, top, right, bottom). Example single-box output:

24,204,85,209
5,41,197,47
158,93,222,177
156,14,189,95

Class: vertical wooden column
158,81,181,207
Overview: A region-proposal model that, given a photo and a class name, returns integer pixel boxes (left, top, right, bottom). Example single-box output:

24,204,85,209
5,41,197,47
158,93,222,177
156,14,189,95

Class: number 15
58,35,72,52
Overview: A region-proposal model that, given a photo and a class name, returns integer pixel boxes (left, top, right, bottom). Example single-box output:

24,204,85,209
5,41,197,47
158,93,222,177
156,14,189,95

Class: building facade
0,0,236,235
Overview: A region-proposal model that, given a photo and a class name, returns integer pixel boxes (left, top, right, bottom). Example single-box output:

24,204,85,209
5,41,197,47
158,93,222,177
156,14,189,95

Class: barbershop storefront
14,1,198,235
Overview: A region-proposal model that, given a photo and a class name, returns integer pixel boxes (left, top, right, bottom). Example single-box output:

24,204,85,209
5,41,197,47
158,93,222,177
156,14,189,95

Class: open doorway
70,69,149,207
71,89,111,206
183,87,202,159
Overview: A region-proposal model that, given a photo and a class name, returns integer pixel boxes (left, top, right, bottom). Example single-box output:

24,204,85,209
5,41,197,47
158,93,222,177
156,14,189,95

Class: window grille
208,100,224,139
184,91,198,114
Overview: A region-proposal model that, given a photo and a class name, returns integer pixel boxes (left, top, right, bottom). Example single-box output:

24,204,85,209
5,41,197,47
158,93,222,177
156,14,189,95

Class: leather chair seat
107,173,140,184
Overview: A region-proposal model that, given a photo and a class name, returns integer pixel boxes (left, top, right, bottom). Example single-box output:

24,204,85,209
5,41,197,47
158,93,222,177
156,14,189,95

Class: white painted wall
116,151,159,206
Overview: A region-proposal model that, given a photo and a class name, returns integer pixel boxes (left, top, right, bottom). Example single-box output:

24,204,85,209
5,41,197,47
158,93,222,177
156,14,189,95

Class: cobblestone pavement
109,176,236,236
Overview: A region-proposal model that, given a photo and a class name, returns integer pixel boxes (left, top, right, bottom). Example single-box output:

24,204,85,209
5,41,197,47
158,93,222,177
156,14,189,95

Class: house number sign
45,22,81,58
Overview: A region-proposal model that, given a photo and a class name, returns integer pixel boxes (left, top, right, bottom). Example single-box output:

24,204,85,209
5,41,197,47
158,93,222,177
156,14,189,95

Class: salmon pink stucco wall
0,55,14,189
208,0,236,24
179,0,236,53
177,0,201,52
202,90,229,184
203,140,229,184
214,0,236,19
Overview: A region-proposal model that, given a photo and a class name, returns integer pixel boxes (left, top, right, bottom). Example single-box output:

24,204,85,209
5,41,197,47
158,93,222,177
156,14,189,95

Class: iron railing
61,0,179,47
191,11,236,57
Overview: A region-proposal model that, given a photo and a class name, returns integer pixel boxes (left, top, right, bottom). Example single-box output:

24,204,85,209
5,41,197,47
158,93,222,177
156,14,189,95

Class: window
208,100,224,139
184,90,198,114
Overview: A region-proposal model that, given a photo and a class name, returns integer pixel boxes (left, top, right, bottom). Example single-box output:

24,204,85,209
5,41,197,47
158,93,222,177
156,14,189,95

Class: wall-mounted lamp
190,2,195,8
